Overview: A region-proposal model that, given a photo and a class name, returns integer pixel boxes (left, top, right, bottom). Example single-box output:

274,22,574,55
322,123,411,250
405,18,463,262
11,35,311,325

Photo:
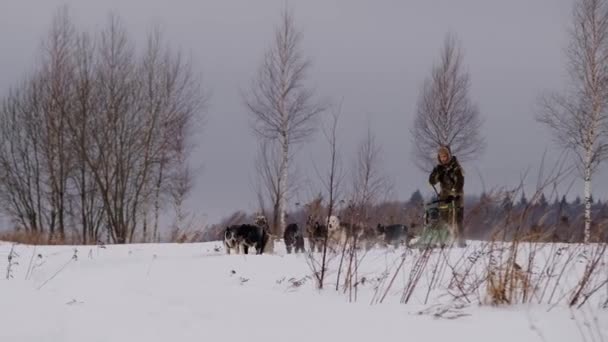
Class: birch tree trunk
584,149,592,243
277,134,289,236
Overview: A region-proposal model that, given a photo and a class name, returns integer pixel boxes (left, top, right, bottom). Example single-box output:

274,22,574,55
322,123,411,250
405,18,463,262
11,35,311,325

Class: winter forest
0,1,607,341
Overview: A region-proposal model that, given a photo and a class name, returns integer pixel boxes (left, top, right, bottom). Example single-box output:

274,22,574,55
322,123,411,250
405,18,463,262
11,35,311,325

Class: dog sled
409,196,458,250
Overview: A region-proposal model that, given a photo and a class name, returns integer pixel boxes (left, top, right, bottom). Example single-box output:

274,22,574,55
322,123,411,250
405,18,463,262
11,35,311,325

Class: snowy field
0,239,606,342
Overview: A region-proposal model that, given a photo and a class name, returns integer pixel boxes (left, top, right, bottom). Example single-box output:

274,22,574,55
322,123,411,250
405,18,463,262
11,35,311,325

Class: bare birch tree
138,27,205,242
411,33,485,172
244,7,325,236
537,0,608,243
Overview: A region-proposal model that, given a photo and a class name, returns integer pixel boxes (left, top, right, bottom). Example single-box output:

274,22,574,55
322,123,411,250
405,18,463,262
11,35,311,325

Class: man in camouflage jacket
429,145,466,247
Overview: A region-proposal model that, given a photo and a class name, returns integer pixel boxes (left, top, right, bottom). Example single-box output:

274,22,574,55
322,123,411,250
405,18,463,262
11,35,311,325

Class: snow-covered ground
0,240,606,342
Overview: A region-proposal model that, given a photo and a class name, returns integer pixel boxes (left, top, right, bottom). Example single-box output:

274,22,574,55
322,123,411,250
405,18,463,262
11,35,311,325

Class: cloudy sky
1,0,603,225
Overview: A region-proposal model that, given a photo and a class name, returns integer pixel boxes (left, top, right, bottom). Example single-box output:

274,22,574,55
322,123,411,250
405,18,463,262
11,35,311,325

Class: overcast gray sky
1,0,605,226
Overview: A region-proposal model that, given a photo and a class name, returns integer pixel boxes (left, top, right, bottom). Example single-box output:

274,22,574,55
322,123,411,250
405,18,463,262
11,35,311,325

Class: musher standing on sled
429,146,466,247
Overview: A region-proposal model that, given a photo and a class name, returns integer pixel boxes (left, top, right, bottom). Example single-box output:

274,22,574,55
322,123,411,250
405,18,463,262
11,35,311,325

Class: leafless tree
138,27,205,242
411,33,485,172
84,14,143,244
329,121,390,292
91,16,204,243
537,0,608,243
348,121,390,222
244,7,326,236
80,14,205,244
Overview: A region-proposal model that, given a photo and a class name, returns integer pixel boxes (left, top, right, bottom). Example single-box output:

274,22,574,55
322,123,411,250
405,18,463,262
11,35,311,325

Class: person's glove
429,166,442,185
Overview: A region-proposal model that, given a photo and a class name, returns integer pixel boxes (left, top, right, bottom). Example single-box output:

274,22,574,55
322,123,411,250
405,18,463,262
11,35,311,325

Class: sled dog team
223,145,466,254
223,214,412,255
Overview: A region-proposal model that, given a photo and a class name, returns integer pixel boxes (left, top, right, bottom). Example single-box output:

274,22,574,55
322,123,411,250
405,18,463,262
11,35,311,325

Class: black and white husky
223,224,269,255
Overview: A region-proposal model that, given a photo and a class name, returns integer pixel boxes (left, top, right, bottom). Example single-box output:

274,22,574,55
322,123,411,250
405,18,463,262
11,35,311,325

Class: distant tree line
200,190,608,243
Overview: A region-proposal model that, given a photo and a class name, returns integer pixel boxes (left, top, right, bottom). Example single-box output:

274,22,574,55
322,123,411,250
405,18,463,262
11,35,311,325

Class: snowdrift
0,240,606,342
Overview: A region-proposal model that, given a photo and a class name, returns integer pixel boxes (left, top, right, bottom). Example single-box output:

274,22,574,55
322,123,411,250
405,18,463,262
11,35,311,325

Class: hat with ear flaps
437,145,452,163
